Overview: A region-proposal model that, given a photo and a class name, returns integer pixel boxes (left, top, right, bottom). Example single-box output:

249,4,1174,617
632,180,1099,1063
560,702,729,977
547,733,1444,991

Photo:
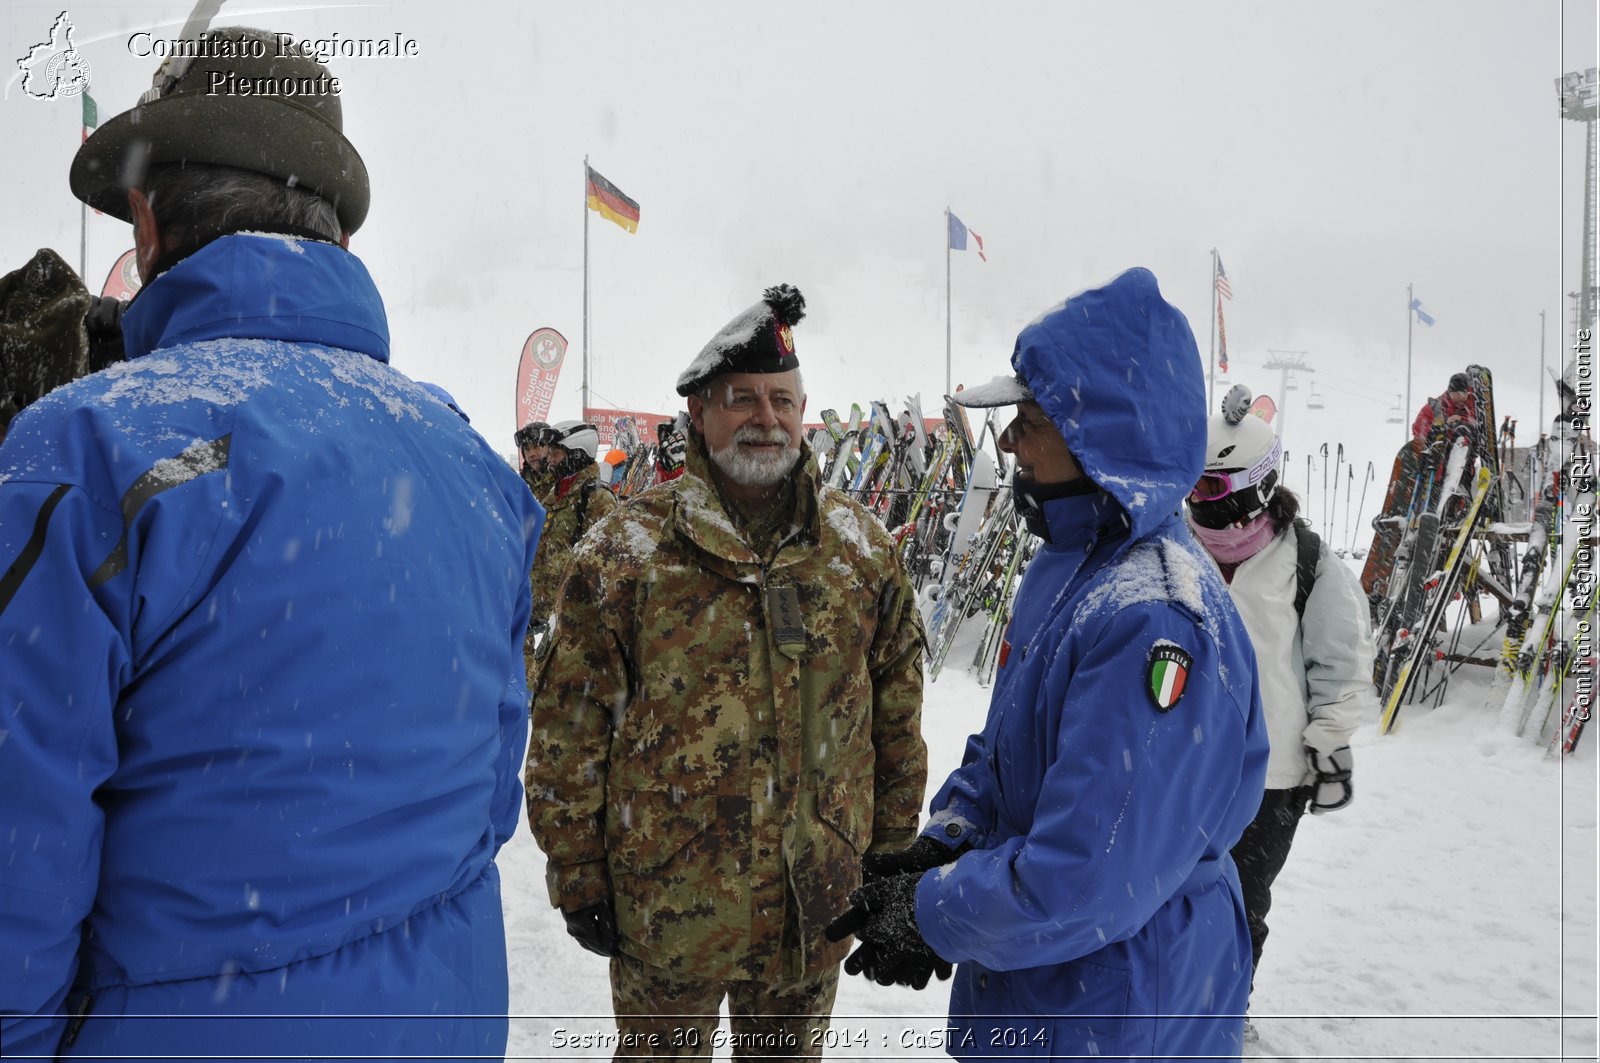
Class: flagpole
1538,309,1546,433
1404,282,1413,441
945,208,952,398
582,155,591,418
1207,249,1218,411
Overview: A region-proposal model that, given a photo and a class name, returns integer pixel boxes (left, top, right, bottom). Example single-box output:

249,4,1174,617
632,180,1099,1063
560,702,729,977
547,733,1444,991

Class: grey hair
143,162,342,253
697,368,807,403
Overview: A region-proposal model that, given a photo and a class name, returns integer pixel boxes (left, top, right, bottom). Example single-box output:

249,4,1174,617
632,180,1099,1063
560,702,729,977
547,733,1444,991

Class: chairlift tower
1559,67,1598,333
1263,350,1314,441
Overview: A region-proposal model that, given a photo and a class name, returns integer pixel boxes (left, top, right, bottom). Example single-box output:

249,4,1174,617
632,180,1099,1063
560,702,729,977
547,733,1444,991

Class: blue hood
1012,267,1204,544
122,233,391,362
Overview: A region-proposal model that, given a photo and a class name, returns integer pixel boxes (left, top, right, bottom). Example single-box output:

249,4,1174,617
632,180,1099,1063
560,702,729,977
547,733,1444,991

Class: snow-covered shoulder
1069,534,1227,646
819,486,899,568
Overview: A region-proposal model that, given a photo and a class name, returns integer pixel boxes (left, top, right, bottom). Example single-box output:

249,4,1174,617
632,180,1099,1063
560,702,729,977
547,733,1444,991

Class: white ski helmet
1189,385,1283,529
550,420,600,460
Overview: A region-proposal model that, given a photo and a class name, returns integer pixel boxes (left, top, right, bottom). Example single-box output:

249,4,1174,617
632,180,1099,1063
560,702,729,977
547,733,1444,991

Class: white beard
709,427,801,487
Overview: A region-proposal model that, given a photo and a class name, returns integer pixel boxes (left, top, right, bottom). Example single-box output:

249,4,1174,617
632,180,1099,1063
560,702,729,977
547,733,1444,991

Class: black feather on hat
675,284,806,396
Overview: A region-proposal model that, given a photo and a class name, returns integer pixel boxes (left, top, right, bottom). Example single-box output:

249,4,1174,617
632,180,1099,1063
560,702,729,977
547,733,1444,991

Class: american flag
1217,297,1229,372
1215,257,1233,301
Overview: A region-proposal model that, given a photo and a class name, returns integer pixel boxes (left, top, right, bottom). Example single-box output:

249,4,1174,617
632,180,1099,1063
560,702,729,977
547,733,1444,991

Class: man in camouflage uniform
525,284,927,1059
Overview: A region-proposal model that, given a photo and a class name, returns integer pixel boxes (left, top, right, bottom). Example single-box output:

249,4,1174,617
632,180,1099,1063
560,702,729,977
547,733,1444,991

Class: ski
1379,467,1494,734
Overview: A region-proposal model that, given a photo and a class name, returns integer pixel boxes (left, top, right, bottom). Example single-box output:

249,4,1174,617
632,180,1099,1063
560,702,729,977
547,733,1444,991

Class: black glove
562,900,620,957
826,872,951,990
862,834,967,883
1306,746,1354,814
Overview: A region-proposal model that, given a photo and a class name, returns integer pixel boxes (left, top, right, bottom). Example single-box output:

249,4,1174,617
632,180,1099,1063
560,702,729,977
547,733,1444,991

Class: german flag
586,165,640,234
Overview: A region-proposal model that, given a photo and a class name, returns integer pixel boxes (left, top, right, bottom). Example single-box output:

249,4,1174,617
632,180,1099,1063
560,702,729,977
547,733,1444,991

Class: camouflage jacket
525,443,927,984
528,463,616,626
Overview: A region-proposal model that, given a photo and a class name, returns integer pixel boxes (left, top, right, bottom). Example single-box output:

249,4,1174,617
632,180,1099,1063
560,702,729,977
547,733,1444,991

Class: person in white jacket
1185,386,1376,1039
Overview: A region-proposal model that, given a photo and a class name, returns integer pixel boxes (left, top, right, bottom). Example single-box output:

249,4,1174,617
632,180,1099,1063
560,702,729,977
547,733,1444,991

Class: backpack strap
573,479,596,545
1292,519,1321,620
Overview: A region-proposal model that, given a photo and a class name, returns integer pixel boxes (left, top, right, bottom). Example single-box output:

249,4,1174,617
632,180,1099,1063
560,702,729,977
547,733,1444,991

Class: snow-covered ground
501,609,1597,1061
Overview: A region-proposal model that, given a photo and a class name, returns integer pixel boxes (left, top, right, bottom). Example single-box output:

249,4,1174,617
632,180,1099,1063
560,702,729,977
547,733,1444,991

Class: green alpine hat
69,26,369,233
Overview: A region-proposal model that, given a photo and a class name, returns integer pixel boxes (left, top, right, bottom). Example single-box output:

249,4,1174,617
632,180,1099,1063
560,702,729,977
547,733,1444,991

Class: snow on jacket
0,234,543,1059
525,436,927,985
913,268,1269,1060
1217,525,1374,788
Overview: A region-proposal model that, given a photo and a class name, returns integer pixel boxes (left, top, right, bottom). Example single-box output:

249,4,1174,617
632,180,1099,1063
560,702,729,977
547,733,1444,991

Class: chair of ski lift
1306,383,1325,410
1386,395,1404,424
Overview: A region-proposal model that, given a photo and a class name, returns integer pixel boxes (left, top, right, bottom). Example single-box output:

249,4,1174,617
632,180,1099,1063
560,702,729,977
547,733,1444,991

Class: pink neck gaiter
1188,511,1276,565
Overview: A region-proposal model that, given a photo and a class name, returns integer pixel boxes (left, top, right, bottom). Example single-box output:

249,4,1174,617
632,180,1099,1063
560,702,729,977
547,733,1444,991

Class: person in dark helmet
524,418,615,643
1188,384,1373,1044
516,420,557,493
0,27,542,1059
526,283,926,1057
1411,371,1477,442
827,268,1267,1060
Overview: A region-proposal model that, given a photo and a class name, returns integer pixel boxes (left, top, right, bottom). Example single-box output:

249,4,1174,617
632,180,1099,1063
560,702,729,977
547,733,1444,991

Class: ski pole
1319,443,1329,540
1351,461,1375,553
1342,465,1353,551
1329,443,1344,541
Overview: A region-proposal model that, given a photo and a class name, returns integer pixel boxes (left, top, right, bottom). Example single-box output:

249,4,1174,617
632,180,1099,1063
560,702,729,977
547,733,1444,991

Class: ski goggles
1189,437,1282,503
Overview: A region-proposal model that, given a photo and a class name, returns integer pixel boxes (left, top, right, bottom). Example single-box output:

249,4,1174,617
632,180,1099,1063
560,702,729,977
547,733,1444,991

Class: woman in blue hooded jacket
829,268,1269,1060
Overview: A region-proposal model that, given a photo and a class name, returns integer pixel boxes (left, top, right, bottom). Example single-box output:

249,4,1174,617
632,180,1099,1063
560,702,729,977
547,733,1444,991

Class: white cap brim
950,373,1034,408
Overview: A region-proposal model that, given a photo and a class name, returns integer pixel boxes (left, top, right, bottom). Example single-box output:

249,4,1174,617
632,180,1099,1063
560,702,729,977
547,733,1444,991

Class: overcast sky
3,0,1594,514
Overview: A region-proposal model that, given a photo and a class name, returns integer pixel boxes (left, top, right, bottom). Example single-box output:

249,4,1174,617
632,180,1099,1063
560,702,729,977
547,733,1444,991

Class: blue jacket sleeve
915,601,1251,971
0,482,127,1056
490,498,542,851
924,732,996,849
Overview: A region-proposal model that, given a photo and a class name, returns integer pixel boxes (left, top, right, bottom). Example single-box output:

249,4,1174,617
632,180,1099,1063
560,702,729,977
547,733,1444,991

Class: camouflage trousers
608,953,839,1061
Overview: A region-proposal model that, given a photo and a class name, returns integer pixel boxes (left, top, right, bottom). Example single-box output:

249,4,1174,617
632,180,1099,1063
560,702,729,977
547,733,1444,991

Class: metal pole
1405,282,1413,442
945,208,952,398
582,155,590,418
79,200,87,281
1207,248,1218,411
1277,365,1290,443
1539,309,1546,433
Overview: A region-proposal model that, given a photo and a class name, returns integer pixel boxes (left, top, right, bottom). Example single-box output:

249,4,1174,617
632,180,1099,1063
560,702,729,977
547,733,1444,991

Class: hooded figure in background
0,27,542,1059
0,247,126,442
828,267,1269,1059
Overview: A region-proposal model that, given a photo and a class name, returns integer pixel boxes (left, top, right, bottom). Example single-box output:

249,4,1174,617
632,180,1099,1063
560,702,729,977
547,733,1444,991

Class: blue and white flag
1409,297,1436,327
948,211,986,261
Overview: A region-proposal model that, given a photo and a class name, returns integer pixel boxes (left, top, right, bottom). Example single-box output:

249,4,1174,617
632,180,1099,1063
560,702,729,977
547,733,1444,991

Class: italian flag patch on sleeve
1147,642,1193,712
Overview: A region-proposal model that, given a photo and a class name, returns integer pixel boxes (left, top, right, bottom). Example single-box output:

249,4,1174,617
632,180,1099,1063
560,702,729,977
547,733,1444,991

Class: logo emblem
17,12,92,100
776,322,795,356
1147,643,1193,712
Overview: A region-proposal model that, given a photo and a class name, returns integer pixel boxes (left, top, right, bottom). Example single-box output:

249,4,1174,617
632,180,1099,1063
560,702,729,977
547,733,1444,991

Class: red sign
100,248,141,302
515,328,567,429
584,406,675,449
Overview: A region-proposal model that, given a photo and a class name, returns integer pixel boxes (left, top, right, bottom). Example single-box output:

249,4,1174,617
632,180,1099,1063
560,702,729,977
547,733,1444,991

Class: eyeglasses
1190,472,1241,503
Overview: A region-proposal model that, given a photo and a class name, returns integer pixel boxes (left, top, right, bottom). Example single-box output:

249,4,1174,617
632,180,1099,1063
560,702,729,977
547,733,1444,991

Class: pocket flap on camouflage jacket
813,777,873,855
606,790,717,873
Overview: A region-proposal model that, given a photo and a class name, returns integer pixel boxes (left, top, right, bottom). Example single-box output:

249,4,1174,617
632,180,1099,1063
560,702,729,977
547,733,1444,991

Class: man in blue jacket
829,268,1269,1059
0,28,542,1059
